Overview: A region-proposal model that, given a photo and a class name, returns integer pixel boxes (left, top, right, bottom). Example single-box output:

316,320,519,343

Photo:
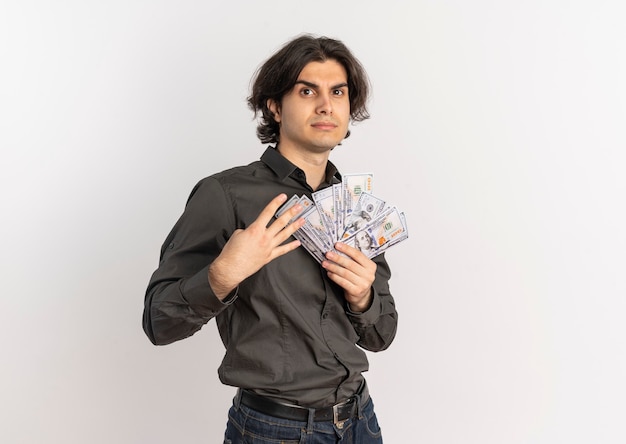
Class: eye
333,89,344,96
300,88,314,96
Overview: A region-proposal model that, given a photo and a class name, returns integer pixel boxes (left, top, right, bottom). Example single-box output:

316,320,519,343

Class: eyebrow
295,80,349,90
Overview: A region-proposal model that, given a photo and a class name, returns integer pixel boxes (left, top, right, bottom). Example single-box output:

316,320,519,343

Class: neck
277,144,331,191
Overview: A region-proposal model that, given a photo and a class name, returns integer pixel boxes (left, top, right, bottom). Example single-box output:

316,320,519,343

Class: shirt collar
260,146,342,187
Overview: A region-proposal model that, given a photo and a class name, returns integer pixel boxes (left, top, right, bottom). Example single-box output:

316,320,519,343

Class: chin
315,136,345,151
314,143,341,153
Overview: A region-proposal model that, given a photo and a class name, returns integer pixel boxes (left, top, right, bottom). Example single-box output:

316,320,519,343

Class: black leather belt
238,387,368,424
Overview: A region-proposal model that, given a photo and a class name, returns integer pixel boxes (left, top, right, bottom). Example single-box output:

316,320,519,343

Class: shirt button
322,312,329,319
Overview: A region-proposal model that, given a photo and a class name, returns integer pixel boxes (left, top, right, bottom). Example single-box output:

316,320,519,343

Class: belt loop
234,388,243,411
355,393,363,419
306,408,315,434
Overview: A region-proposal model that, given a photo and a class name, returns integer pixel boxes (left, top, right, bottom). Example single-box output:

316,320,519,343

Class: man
143,34,398,443
354,230,377,255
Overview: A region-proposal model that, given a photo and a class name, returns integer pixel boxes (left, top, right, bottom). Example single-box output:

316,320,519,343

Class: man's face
269,59,350,154
355,231,370,250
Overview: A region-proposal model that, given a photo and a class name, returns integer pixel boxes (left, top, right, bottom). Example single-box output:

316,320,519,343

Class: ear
267,99,281,123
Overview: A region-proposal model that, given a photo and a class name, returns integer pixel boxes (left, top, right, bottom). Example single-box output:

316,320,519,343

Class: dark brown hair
248,34,371,144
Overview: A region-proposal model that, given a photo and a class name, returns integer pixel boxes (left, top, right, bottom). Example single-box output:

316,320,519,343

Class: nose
316,92,333,115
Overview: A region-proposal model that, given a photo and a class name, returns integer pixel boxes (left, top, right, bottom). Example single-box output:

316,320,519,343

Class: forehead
296,59,348,83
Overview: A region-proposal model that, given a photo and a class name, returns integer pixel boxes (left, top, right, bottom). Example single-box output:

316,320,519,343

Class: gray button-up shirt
143,147,398,407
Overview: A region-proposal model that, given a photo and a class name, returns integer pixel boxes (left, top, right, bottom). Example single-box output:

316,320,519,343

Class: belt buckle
332,398,353,429
333,403,345,429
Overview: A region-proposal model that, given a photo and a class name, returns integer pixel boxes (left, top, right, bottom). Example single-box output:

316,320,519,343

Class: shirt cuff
345,287,382,327
181,265,238,316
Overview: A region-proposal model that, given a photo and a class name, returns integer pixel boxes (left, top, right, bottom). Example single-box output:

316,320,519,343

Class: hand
322,242,377,312
209,194,305,299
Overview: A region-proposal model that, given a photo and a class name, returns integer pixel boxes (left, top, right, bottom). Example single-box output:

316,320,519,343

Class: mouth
311,121,338,130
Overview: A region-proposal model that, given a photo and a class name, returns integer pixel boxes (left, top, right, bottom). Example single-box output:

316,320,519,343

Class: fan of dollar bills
276,173,409,263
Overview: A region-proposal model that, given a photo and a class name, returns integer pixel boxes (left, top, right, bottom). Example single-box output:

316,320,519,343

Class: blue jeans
223,395,383,443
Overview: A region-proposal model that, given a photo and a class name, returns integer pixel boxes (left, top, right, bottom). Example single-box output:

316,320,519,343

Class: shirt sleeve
142,177,237,345
345,253,398,352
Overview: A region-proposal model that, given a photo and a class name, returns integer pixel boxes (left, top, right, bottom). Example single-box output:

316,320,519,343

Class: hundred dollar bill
293,198,328,263
300,204,334,254
368,211,408,257
342,206,408,259
312,187,337,242
276,194,301,218
294,229,326,263
341,173,373,231
332,183,343,242
341,192,387,239
275,194,313,222
275,194,325,262
386,211,408,249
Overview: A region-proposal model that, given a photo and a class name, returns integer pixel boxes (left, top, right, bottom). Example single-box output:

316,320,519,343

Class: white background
1,1,625,443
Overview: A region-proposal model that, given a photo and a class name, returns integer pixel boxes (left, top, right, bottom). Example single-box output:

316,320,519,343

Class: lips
311,121,338,130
